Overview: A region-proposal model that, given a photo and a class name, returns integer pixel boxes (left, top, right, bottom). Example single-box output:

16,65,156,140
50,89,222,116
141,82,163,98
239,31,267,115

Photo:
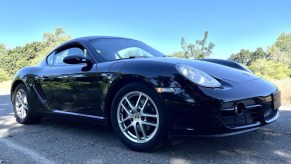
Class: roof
52,36,137,53
73,36,132,41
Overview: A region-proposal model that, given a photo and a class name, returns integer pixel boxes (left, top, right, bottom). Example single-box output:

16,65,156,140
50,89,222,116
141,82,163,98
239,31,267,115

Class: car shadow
1,93,291,163
0,93,13,116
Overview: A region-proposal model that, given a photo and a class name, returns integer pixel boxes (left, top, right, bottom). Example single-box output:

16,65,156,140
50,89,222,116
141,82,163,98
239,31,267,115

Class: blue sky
0,0,290,59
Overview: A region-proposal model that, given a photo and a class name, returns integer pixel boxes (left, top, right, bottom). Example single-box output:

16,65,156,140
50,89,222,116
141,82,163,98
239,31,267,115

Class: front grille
221,99,261,129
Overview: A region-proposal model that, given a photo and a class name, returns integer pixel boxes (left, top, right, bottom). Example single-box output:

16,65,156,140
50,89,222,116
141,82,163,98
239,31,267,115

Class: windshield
90,38,165,62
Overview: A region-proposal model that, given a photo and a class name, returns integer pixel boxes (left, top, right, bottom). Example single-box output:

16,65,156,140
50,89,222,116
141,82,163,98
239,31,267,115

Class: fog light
234,102,245,115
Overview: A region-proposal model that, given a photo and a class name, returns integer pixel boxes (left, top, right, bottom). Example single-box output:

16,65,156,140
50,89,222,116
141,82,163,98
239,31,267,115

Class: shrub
0,68,10,83
249,59,291,80
271,78,291,103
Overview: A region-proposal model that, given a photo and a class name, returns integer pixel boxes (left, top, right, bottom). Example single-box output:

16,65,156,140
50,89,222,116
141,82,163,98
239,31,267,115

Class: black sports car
11,36,281,151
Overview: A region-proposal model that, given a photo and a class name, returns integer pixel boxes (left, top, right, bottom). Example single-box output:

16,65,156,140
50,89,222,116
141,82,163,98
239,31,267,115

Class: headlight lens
176,64,221,88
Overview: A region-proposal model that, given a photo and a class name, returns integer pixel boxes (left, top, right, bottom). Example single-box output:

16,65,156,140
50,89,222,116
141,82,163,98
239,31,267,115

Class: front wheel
111,83,167,151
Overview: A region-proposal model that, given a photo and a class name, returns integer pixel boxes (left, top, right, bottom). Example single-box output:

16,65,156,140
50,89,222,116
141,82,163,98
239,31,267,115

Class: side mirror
63,55,92,64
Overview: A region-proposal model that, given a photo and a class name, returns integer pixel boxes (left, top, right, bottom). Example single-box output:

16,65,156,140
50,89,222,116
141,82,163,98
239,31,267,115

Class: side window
54,47,86,66
46,52,55,66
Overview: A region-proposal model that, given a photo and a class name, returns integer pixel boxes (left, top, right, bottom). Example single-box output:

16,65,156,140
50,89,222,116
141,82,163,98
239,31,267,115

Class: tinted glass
54,47,85,66
46,52,55,66
90,38,165,62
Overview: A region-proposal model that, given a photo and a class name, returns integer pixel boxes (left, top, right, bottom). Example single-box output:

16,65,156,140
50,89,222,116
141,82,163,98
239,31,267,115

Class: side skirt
53,110,106,120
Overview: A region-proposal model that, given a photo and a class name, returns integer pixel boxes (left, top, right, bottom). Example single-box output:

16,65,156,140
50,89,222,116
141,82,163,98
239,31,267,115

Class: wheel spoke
16,102,21,108
20,93,26,104
23,95,27,104
121,103,132,115
140,97,148,112
141,120,157,127
17,106,22,115
24,106,28,111
21,106,25,118
133,123,140,141
123,122,133,132
119,115,132,124
141,113,157,119
125,97,134,110
22,104,28,110
135,93,142,108
16,94,22,104
139,123,147,140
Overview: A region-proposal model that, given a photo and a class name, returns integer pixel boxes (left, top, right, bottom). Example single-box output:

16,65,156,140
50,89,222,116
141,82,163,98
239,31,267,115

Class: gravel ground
1,90,291,164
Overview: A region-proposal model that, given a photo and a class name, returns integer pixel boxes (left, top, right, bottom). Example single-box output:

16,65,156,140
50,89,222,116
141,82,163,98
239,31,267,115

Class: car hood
135,57,260,82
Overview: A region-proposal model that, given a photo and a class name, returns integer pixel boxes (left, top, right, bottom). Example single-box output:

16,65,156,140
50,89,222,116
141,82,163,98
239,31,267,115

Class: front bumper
160,79,281,137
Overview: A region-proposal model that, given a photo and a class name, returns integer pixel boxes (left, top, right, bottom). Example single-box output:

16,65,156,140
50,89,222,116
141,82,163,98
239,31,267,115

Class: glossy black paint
11,36,281,137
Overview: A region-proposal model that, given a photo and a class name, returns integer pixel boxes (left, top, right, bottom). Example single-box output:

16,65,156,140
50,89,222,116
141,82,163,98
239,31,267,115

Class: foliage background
0,29,290,102
0,28,71,82
171,32,291,102
171,32,291,81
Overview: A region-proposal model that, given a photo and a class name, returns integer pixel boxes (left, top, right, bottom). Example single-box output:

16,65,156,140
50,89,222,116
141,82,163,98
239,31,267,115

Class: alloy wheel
117,91,159,143
15,88,28,119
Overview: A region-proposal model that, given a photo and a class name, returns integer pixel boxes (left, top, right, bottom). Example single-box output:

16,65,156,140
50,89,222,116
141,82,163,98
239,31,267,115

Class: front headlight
176,64,221,88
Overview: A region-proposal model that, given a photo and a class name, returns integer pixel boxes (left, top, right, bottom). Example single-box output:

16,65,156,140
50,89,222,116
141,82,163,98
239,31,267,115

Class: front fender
11,66,42,102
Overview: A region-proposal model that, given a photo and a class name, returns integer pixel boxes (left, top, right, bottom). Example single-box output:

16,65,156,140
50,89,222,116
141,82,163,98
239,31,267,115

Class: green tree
229,49,252,66
169,51,184,58
171,31,214,59
0,43,6,55
0,68,10,82
249,59,291,80
0,43,7,81
43,27,71,48
251,47,269,61
267,32,291,67
0,28,71,80
0,46,29,76
228,47,269,66
31,27,71,65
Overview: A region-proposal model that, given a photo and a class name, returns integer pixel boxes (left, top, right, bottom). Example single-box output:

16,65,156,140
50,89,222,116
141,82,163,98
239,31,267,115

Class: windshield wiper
127,56,152,59
116,56,154,61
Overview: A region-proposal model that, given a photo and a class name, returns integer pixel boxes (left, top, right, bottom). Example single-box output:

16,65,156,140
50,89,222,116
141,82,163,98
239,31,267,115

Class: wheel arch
104,77,158,125
10,79,26,103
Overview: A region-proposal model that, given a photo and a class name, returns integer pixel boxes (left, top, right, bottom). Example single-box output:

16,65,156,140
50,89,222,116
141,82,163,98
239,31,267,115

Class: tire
13,84,41,124
111,82,167,151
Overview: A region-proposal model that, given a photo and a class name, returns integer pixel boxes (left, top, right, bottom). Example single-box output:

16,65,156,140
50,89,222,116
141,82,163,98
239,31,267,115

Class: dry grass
0,80,11,95
271,78,291,104
0,80,11,90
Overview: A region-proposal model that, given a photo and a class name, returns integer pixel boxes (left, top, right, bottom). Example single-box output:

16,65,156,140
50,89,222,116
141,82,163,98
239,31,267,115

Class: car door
40,45,102,116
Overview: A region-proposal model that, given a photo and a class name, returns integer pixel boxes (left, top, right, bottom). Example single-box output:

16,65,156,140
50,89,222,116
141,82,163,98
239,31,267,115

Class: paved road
1,91,291,164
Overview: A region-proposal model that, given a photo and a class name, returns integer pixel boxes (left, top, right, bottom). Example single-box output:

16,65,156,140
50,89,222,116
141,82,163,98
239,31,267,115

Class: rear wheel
13,84,40,124
111,83,167,151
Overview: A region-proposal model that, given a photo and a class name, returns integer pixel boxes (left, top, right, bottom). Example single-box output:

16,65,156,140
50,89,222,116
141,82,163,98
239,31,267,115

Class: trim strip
229,122,260,130
265,112,279,123
169,127,259,138
53,110,105,120
221,104,262,111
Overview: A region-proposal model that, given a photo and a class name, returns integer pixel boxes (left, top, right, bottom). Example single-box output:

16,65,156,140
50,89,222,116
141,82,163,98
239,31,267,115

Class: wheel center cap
134,113,141,120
